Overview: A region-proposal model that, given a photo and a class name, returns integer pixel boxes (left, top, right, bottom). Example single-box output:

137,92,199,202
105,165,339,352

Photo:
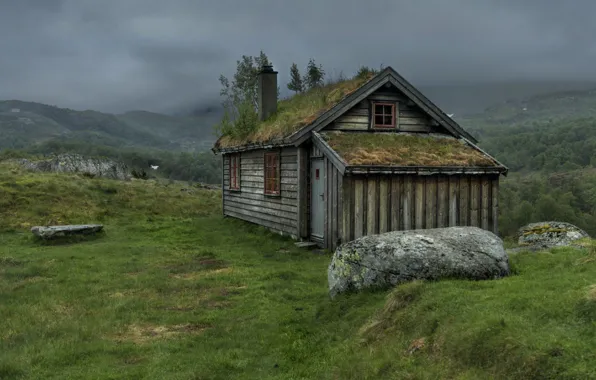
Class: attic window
372,102,396,128
264,151,280,196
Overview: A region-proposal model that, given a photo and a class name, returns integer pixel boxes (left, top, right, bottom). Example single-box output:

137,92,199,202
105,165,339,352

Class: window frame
228,154,240,191
371,102,397,129
263,151,281,196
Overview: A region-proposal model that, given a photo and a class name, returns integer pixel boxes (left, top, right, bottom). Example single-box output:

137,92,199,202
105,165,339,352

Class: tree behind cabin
215,51,270,138
305,58,325,89
287,63,304,94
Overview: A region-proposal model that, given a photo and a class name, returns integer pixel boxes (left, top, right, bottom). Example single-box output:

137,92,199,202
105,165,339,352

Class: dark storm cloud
1,0,595,113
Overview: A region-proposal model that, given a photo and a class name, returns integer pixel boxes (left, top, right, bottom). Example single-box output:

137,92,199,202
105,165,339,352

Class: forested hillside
470,117,596,173
460,88,596,238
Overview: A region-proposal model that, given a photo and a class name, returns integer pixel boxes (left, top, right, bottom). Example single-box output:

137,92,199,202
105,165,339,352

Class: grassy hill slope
0,100,217,151
1,163,595,379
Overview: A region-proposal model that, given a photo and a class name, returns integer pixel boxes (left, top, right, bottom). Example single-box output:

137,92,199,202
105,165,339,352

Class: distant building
11,108,20,113
212,66,508,250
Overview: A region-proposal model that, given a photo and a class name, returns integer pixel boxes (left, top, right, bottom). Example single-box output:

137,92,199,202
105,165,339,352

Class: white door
310,159,325,239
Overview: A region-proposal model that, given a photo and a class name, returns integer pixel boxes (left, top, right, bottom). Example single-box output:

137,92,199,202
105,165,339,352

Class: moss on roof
215,74,375,149
322,131,497,167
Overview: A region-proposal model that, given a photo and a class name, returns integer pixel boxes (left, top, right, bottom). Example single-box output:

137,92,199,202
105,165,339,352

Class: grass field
1,163,595,379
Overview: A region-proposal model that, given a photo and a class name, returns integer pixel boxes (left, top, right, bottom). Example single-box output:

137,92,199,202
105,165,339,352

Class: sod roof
320,131,499,167
214,74,376,150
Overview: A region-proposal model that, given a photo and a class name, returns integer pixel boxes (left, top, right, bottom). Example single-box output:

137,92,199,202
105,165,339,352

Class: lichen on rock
516,221,589,250
328,227,509,298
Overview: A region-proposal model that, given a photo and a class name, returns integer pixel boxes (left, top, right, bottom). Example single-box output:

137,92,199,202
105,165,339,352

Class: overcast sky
1,0,595,113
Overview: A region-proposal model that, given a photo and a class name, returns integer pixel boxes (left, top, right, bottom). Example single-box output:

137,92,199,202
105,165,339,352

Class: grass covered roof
215,74,375,149
321,131,498,167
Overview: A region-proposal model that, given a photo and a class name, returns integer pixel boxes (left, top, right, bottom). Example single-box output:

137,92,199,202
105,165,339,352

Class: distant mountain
454,86,596,143
419,81,596,117
117,110,218,151
0,100,218,151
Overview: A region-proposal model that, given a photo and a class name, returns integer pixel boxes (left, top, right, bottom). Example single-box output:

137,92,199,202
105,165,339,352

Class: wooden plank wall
339,174,500,250
324,157,343,250
324,87,439,133
222,148,299,237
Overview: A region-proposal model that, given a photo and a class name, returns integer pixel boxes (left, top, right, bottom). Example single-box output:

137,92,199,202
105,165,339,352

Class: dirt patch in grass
113,323,210,345
165,253,228,275
218,285,248,297
109,290,136,298
0,256,26,267
158,306,195,312
52,302,75,316
169,267,234,280
10,275,49,291
407,337,427,355
122,355,146,365
203,300,232,309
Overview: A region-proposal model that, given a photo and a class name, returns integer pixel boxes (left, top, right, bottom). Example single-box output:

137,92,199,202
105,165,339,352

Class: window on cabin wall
264,151,280,195
229,154,240,190
372,102,396,128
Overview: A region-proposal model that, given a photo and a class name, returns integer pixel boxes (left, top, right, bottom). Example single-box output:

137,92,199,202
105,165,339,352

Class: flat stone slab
31,224,103,239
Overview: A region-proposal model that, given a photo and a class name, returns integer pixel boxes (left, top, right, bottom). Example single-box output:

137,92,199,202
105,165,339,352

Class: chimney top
260,65,277,74
258,64,278,121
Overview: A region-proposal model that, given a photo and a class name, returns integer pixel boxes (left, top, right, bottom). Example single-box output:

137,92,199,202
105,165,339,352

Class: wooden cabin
212,65,508,250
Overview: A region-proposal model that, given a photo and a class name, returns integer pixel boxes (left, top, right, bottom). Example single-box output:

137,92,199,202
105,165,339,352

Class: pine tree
287,63,304,94
305,58,325,89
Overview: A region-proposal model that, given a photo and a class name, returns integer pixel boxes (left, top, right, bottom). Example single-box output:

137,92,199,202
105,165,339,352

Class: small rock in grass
31,224,103,240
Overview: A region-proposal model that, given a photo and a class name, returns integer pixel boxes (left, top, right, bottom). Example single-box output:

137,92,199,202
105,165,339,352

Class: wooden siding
324,156,343,250
223,148,299,236
324,87,442,133
338,174,500,251
297,146,309,238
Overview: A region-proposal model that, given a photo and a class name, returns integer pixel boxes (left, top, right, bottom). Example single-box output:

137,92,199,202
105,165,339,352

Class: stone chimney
258,64,278,121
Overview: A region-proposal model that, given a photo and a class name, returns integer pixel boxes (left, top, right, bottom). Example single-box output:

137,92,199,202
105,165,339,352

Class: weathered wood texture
223,151,501,252
323,157,343,250
297,146,309,238
337,174,500,250
324,87,445,133
223,148,299,237
311,144,324,158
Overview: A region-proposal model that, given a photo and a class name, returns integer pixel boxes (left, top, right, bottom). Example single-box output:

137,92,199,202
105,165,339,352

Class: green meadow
1,163,595,379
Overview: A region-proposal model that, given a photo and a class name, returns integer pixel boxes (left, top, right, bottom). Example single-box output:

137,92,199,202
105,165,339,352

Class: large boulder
516,221,589,250
328,227,509,298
